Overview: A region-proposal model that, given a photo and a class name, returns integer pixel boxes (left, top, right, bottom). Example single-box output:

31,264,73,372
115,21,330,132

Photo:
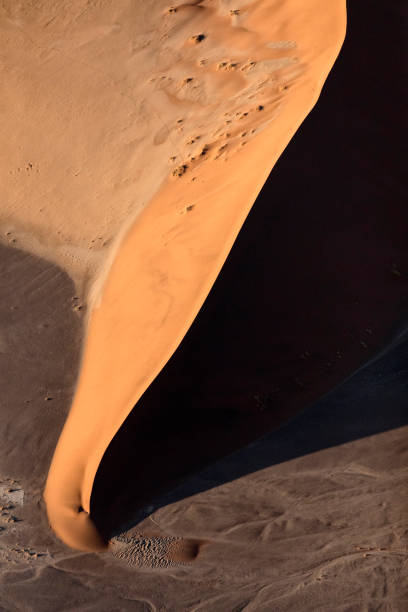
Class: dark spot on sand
190,34,205,44
172,164,188,177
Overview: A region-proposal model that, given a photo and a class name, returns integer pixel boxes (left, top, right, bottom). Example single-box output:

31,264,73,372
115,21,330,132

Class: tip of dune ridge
44,496,108,552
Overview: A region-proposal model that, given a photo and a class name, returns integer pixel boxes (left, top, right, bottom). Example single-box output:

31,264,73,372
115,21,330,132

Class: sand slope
6,0,346,550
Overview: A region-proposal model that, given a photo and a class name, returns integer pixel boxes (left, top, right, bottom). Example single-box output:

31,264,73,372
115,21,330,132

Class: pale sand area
1,0,347,551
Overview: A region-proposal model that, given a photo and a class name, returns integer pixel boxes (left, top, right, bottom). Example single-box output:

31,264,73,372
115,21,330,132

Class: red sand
39,0,346,550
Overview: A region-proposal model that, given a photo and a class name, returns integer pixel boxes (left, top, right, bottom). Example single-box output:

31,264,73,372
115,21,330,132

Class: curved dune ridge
1,0,346,551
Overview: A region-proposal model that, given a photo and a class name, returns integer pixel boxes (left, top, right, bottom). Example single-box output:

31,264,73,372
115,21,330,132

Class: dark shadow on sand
0,243,82,484
91,0,408,537
106,334,408,535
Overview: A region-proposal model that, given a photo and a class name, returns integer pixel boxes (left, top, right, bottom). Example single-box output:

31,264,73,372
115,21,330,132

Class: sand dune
2,0,345,550
1,0,407,608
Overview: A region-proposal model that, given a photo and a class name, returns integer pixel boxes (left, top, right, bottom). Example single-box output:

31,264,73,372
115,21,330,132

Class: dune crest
1,0,346,550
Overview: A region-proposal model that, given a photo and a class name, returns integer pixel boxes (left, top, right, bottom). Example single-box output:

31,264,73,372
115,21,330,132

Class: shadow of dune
104,334,408,538
0,243,82,487
91,0,407,538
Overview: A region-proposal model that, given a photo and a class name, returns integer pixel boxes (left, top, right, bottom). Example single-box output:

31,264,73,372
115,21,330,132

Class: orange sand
2,0,346,551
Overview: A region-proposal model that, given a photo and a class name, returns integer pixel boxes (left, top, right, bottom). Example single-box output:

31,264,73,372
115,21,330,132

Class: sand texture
0,0,347,551
1,361,407,610
1,0,407,608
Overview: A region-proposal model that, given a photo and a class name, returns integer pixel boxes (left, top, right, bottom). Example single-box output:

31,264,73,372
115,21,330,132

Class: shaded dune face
30,0,347,551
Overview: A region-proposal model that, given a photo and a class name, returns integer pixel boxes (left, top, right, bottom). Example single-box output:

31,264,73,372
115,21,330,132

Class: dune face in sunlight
1,0,346,550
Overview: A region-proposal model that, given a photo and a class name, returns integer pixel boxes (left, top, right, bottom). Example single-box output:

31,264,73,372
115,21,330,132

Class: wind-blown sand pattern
1,0,346,551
